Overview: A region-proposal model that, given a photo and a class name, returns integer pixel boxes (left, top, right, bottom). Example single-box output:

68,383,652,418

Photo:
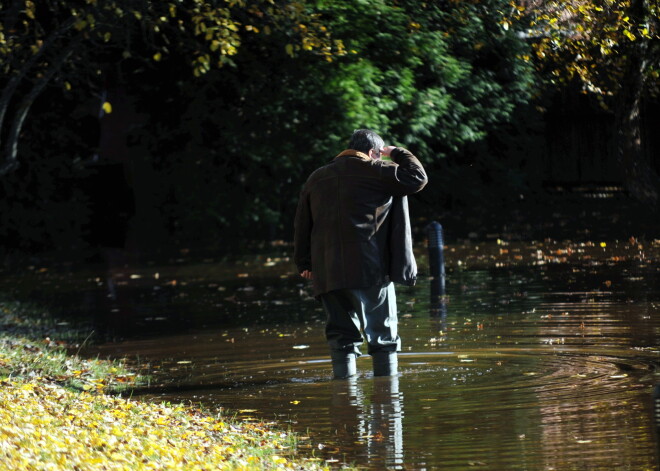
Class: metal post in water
654,384,660,450
426,221,446,320
426,221,446,296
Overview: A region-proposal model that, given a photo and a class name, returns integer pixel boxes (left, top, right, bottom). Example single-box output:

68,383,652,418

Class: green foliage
317,0,535,156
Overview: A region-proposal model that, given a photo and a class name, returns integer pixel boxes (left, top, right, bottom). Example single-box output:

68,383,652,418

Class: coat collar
334,149,371,161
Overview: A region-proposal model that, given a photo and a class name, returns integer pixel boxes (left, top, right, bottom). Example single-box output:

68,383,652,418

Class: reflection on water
1,242,659,469
330,376,404,469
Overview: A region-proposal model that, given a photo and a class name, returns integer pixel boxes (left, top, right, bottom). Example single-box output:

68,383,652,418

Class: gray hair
348,129,384,155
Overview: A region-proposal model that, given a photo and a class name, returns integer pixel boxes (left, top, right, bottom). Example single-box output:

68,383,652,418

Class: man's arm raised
380,146,428,196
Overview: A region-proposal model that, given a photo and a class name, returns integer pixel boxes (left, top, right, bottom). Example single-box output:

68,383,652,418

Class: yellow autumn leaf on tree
102,102,112,114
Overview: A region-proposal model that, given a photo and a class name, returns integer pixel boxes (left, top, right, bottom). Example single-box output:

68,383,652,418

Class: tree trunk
615,0,659,207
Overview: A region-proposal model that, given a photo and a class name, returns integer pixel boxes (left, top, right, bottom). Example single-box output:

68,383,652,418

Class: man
294,129,428,378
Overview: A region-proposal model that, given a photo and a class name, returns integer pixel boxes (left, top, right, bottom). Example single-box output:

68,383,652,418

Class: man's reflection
330,375,404,469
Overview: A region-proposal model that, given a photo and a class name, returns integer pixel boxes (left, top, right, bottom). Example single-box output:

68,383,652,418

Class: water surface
2,240,659,469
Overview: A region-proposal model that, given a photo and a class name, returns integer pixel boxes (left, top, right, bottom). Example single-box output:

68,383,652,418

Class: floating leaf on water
290,400,300,405
176,361,192,365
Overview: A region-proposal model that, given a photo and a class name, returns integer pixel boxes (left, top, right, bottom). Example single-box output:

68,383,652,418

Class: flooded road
2,240,659,469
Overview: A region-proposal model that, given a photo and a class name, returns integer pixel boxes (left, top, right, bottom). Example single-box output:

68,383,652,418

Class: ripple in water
87,262,659,470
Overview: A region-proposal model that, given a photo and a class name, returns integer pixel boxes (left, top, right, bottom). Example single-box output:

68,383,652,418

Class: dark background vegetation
1,0,659,264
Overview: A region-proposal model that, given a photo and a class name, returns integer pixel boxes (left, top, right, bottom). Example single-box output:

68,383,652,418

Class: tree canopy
516,0,659,97
0,0,341,174
15,1,656,253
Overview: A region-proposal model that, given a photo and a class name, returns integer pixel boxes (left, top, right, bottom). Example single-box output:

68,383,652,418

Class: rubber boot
372,351,398,377
331,351,357,379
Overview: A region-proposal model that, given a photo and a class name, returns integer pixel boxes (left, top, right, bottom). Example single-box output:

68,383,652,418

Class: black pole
654,384,660,453
426,221,446,320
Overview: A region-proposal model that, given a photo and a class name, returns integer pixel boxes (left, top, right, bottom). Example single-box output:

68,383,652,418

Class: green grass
0,298,145,393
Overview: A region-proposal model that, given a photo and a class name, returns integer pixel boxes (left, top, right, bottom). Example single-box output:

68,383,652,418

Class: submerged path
2,239,659,469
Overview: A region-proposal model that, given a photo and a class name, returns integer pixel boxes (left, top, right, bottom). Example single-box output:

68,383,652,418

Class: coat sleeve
388,195,417,286
383,147,428,196
293,186,313,273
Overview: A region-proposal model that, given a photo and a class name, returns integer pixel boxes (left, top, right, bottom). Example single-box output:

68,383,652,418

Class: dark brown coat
294,147,427,296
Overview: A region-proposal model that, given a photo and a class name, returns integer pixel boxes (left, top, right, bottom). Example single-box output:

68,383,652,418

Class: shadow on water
1,241,659,469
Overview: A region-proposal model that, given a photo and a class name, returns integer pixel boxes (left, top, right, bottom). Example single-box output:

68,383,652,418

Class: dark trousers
320,282,401,356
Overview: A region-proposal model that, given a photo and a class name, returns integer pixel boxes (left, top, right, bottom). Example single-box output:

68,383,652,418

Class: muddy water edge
2,240,659,470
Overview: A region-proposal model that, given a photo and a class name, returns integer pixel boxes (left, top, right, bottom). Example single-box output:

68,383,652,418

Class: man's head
348,129,384,159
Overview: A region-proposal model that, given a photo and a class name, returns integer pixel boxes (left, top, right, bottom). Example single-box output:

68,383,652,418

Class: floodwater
3,240,660,470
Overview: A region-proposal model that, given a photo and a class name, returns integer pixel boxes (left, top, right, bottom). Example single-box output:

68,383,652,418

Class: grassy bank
0,299,333,470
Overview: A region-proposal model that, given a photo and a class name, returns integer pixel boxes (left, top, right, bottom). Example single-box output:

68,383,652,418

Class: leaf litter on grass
0,377,332,470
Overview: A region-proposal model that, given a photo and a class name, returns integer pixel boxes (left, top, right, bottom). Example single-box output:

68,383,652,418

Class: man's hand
300,270,313,280
380,146,397,157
